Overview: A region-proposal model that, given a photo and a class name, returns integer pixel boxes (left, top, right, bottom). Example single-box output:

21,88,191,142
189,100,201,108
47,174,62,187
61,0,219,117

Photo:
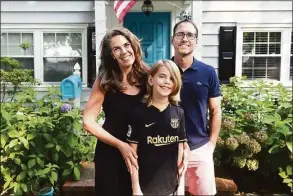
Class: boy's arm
129,143,143,195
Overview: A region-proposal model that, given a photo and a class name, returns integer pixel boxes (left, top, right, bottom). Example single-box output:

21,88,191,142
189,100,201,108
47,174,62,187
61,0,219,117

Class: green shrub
0,87,97,195
215,77,292,192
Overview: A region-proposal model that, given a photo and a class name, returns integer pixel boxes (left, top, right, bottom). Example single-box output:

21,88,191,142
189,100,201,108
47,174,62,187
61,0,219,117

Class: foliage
0,57,39,102
19,42,31,51
215,76,292,193
0,87,97,195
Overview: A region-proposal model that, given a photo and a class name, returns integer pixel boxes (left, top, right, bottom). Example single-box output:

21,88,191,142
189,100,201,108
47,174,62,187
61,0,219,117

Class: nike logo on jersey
145,122,155,127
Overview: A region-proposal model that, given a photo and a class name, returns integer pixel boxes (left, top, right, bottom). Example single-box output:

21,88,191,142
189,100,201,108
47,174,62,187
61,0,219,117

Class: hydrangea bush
0,87,97,195
215,77,292,192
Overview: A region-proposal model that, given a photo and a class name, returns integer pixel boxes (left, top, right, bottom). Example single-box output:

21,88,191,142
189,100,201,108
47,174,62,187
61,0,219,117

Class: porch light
141,0,154,16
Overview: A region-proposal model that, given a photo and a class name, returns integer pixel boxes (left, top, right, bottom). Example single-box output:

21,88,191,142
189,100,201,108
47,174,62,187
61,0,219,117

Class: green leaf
287,165,293,175
1,134,8,147
14,158,21,165
268,145,279,154
9,139,18,148
19,137,29,150
73,121,82,130
49,177,54,185
66,161,74,167
56,145,61,152
1,110,12,125
279,171,288,178
62,169,72,176
73,167,80,180
27,133,36,140
17,171,26,181
283,179,293,183
286,142,292,153
28,159,36,168
68,134,78,148
45,143,55,148
21,164,27,170
51,171,58,182
3,180,11,190
36,157,44,168
20,183,28,193
8,130,19,138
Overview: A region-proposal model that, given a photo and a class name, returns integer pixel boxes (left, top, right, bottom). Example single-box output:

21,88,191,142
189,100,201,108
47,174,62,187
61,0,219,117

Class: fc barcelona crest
170,118,179,129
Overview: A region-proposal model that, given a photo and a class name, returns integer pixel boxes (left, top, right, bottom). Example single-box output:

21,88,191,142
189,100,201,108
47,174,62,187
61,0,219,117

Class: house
1,1,292,102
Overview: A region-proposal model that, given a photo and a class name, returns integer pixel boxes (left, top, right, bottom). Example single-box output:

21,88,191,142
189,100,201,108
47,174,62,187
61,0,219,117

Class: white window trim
236,24,292,87
1,25,88,89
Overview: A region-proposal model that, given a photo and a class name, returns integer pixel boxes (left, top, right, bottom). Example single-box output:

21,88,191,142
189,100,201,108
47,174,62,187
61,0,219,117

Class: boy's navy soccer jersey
126,103,187,195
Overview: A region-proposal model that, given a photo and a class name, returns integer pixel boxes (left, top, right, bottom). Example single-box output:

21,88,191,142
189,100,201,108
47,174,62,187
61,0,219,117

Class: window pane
43,57,82,82
243,32,254,43
43,33,82,57
269,32,281,42
13,58,34,70
22,33,34,43
8,45,22,55
56,33,69,46
242,44,254,55
71,33,82,45
242,57,280,80
256,32,268,43
269,43,281,54
255,44,268,54
1,33,7,44
8,33,21,44
1,44,7,55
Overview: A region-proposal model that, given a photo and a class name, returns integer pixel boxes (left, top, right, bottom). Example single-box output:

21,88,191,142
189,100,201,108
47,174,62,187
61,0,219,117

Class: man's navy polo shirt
172,57,221,150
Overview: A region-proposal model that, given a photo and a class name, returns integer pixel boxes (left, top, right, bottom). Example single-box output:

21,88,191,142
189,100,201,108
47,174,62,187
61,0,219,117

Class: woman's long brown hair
98,27,148,93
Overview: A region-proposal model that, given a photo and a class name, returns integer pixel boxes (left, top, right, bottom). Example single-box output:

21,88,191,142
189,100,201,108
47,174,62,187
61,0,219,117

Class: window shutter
218,26,237,83
87,26,96,88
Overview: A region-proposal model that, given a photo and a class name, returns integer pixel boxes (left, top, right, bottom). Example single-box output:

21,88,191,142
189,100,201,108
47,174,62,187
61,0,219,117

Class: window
1,33,34,73
1,27,86,86
43,33,82,82
242,32,281,80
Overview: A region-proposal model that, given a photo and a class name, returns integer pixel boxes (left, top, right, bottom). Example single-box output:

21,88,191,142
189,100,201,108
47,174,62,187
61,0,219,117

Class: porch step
62,162,238,195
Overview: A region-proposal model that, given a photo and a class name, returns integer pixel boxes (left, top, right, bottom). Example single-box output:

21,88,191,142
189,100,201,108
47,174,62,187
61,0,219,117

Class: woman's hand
117,142,138,174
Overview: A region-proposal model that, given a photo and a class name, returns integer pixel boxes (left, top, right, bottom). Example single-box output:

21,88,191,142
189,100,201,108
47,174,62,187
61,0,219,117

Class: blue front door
124,12,171,66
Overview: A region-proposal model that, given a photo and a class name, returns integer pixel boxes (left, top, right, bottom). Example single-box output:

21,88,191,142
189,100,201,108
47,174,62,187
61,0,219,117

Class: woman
83,27,148,196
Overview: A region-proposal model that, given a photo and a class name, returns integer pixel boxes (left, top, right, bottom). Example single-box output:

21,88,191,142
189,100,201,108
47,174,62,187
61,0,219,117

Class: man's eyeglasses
174,32,197,40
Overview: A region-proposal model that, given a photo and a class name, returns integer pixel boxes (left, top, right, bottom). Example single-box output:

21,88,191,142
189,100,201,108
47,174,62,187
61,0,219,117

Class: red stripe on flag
114,0,123,12
114,0,137,23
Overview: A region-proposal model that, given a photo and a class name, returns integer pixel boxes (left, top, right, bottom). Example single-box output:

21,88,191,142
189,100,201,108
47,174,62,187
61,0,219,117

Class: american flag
114,0,138,23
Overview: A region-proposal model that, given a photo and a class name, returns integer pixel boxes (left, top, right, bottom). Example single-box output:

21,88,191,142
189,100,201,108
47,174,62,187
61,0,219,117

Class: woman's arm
129,143,143,195
83,79,138,173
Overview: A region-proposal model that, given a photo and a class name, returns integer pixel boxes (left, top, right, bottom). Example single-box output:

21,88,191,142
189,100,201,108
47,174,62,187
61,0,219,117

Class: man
171,19,222,195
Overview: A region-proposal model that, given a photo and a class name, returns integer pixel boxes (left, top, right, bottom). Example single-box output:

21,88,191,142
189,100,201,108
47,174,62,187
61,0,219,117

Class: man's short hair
173,19,198,38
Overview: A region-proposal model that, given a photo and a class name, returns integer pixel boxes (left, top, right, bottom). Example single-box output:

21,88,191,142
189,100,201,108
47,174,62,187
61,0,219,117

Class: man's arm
208,96,222,147
129,143,143,195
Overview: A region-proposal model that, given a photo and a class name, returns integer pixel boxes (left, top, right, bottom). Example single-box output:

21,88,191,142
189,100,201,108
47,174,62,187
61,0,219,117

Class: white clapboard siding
202,46,219,58
1,1,94,24
201,1,292,65
202,34,219,46
202,57,219,69
1,1,94,12
203,1,292,11
202,11,292,23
